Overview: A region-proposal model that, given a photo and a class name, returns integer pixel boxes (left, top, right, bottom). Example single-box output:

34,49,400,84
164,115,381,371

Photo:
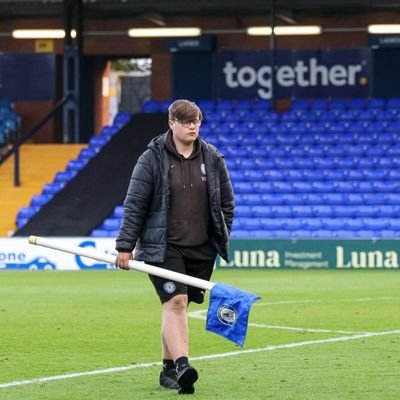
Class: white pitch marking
1,330,399,389
256,296,400,307
188,309,366,334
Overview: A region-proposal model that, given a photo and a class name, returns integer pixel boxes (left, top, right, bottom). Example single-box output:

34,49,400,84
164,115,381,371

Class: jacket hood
148,130,222,159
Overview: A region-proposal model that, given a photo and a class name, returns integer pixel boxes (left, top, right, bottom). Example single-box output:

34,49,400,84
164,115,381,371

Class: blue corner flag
206,282,260,347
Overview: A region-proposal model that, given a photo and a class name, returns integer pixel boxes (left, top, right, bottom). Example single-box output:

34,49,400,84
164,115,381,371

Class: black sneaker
177,364,198,395
159,369,179,390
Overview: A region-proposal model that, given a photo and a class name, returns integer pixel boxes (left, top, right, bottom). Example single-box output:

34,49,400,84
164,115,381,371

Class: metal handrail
0,95,71,186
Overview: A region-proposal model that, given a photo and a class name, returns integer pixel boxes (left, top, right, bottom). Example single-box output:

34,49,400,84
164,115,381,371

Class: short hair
168,99,203,122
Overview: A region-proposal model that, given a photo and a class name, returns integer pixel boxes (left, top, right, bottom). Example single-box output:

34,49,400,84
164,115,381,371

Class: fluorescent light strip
368,24,400,34
12,29,66,39
247,25,322,36
128,27,201,37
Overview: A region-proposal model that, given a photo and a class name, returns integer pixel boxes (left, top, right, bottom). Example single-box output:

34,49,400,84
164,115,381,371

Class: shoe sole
178,368,198,395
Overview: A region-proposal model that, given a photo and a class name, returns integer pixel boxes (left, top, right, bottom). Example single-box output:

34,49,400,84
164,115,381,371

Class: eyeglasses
173,119,202,128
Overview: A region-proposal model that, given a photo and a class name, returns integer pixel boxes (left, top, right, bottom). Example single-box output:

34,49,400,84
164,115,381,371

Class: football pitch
0,269,399,399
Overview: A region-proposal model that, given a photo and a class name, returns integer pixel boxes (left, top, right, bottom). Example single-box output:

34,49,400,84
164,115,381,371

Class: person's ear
168,120,174,129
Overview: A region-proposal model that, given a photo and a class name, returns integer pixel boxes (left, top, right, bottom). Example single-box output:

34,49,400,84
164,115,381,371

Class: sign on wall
216,49,371,100
0,238,115,270
216,239,400,270
1,238,399,271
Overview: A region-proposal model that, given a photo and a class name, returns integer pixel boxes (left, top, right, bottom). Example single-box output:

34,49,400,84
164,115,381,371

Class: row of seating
230,169,400,181
203,131,400,145
15,113,131,229
233,217,400,230
235,193,400,205
235,205,400,217
204,109,400,124
201,121,400,135
230,230,400,238
225,157,400,170
142,99,272,113
292,97,400,110
94,215,400,233
217,144,400,158
233,181,400,193
142,98,400,113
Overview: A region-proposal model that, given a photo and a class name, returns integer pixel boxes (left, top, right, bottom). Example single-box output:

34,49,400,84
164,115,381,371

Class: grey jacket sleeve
115,150,154,252
219,157,235,233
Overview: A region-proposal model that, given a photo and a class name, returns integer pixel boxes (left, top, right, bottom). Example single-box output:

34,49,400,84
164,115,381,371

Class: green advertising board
216,239,400,269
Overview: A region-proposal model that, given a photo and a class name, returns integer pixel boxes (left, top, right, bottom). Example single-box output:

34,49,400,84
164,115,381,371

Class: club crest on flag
217,304,237,326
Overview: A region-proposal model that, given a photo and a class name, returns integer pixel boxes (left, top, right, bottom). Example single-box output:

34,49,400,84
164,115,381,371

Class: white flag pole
28,236,215,291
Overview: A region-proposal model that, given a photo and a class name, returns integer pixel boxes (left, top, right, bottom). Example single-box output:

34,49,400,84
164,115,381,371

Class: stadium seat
347,98,365,109
142,100,161,113
386,98,400,109
291,99,309,110
30,194,53,207
42,182,65,195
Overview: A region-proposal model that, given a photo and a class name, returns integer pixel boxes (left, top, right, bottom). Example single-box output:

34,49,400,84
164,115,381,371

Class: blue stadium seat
311,99,329,110
330,98,347,109
233,182,253,193
291,205,313,217
54,171,77,183
235,205,253,217
253,99,271,110
89,135,109,149
386,98,400,109
347,98,365,109
142,100,161,113
78,148,98,160
216,99,234,111
101,218,121,231
204,110,223,123
260,112,280,123
113,112,131,126
16,218,29,229
291,99,309,110
66,159,88,171
235,99,253,110
366,98,385,109
332,205,356,217
17,206,39,220
197,99,216,112
30,194,53,207
113,205,124,218
354,206,377,217
101,125,119,137
91,229,113,237
312,205,333,217
159,100,173,113
42,182,65,195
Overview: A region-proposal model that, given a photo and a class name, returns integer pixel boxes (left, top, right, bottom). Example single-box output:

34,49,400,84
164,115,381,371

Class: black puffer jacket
115,131,235,263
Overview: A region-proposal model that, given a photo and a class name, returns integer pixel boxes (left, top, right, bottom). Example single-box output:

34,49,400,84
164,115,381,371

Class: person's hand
115,252,134,270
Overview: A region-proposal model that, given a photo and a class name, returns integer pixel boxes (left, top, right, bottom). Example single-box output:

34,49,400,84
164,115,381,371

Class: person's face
168,114,202,145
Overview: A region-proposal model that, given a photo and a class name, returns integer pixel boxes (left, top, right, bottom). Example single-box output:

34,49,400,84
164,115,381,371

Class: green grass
0,270,399,399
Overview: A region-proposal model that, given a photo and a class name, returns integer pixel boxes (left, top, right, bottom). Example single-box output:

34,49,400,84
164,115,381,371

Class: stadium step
0,144,85,236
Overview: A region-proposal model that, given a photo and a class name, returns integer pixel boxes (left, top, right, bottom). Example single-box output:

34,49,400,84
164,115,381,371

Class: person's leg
162,294,199,394
148,245,192,390
161,294,189,360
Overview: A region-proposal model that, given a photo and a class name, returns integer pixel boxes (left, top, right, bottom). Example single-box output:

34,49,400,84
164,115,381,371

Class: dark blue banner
0,53,56,101
216,49,371,100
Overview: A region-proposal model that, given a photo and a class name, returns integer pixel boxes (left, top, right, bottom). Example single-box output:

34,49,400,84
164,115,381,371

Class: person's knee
164,294,188,312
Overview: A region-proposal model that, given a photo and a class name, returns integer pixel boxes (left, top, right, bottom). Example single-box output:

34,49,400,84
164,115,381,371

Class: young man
115,99,234,394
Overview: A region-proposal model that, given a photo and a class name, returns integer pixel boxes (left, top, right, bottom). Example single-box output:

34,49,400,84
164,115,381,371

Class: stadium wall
0,238,399,271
